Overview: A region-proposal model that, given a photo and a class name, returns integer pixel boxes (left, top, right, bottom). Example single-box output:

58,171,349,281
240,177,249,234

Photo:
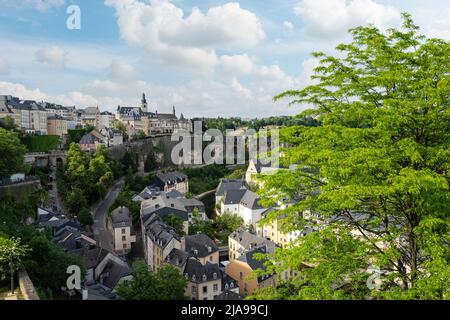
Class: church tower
172,105,176,116
141,93,148,111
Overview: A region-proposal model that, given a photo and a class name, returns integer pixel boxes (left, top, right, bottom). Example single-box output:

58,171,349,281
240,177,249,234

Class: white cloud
0,81,47,101
294,0,400,38
87,79,119,94
283,21,294,30
104,0,265,74
35,46,67,68
219,54,254,76
0,57,10,75
109,60,137,79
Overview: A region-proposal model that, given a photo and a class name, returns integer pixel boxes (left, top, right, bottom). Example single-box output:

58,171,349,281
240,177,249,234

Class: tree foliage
254,14,450,300
0,128,28,176
116,261,187,300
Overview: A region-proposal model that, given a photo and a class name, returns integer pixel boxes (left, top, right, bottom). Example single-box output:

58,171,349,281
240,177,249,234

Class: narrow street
92,180,123,252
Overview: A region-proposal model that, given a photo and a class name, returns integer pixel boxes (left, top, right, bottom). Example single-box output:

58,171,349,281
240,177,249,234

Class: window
203,286,207,294
213,284,218,292
122,228,126,234
123,244,127,249
122,236,126,241
209,256,213,262
192,286,196,294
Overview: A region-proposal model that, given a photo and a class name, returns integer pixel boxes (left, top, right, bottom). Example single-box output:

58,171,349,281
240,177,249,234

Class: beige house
256,205,305,248
107,206,136,255
151,172,189,194
47,114,68,137
141,214,182,271
226,245,276,296
79,129,106,152
82,106,100,128
4,97,48,134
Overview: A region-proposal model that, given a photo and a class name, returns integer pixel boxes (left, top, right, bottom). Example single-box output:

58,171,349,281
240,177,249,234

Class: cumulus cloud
35,46,67,68
283,21,294,30
109,60,137,79
0,81,47,101
0,58,10,75
104,0,265,74
294,0,400,38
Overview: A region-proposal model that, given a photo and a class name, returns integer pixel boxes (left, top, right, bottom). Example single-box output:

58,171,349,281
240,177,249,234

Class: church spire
172,105,176,116
141,93,148,111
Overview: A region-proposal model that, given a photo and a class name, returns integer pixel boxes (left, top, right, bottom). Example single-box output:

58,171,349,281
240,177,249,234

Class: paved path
92,180,123,252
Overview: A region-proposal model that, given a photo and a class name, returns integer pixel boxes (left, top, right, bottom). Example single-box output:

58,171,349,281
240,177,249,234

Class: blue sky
0,0,449,117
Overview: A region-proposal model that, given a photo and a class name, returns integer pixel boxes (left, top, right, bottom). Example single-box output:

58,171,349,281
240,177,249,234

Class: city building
150,172,189,194
98,111,115,129
47,114,68,137
2,96,48,134
228,228,275,261
82,106,100,128
215,179,248,205
140,191,191,235
79,129,107,152
107,206,136,255
141,214,182,271
182,234,219,265
226,244,276,296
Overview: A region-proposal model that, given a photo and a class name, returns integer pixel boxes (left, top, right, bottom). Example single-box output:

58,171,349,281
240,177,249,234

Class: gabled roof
215,179,247,197
185,234,218,258
184,259,221,284
240,190,263,210
110,206,132,228
165,248,189,269
153,172,188,186
229,228,269,250
223,189,247,205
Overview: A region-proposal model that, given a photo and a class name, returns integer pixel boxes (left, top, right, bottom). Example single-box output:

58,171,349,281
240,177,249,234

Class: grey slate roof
165,248,189,269
144,216,181,249
100,260,132,290
239,190,263,210
237,245,275,283
184,259,221,284
223,189,247,205
110,206,132,228
216,179,247,197
152,172,188,188
83,246,109,269
79,132,103,144
185,234,218,258
229,228,269,250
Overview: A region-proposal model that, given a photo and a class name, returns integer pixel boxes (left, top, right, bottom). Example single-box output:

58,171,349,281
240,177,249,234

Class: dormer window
202,274,207,281
213,273,217,280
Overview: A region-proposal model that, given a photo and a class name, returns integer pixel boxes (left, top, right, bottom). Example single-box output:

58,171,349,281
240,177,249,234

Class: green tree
0,237,30,294
18,226,85,295
254,14,450,299
0,128,28,177
163,214,185,236
117,261,187,300
0,116,16,131
114,119,128,142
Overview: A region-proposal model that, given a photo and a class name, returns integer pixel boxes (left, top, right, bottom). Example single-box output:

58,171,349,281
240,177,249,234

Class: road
92,180,123,252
